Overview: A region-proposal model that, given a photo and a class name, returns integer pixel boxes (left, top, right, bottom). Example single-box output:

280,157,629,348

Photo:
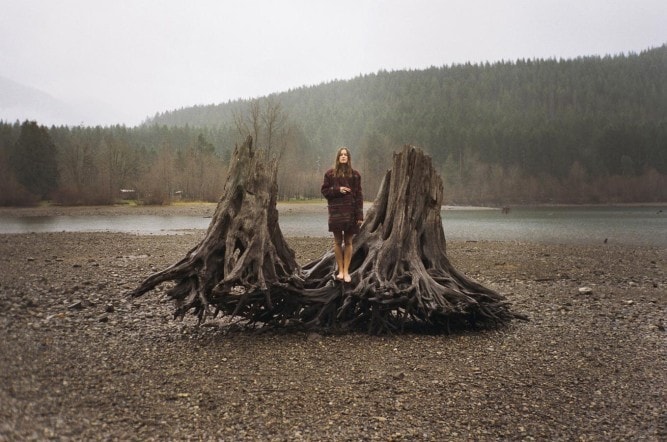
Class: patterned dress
321,169,363,233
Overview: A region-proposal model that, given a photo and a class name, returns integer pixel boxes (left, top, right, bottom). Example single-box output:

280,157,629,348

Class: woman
321,147,363,283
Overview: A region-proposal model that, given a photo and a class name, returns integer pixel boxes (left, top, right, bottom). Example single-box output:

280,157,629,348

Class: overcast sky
1,0,665,126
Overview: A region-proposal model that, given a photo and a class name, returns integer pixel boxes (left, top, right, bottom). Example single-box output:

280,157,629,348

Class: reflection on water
0,206,665,247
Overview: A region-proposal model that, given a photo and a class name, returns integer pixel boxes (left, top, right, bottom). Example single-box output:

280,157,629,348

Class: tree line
1,45,665,206
0,103,323,206
0,122,234,205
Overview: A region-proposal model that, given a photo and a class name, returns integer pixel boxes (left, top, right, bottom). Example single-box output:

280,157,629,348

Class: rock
25,298,38,308
67,300,84,310
307,332,323,342
578,287,593,295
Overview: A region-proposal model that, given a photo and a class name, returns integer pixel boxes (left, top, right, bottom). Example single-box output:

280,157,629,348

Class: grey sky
1,0,665,126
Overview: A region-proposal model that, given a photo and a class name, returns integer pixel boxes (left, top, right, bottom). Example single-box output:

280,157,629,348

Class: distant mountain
146,45,667,181
0,76,128,127
3,46,665,205
0,75,85,126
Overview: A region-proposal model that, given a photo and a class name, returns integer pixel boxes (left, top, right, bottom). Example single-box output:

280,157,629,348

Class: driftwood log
129,137,524,333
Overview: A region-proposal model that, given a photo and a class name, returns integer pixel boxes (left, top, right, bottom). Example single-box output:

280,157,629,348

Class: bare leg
343,232,354,282
333,231,344,279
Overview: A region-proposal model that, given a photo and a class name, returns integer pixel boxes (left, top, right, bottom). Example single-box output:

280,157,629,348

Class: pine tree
10,121,59,199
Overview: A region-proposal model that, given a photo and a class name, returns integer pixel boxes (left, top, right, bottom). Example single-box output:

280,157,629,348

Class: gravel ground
0,215,665,440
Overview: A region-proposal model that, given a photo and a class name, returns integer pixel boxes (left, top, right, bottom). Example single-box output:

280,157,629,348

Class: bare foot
343,274,351,283
336,273,344,280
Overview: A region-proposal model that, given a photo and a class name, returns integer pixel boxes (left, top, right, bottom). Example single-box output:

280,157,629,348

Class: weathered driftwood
128,136,302,323
299,145,522,333
129,138,524,333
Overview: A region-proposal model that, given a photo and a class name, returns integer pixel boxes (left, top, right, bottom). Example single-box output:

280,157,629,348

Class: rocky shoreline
0,209,665,439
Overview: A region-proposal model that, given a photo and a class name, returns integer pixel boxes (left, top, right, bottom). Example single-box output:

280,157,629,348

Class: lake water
0,206,665,247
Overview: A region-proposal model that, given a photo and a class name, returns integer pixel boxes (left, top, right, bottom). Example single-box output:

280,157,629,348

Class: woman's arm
321,171,340,200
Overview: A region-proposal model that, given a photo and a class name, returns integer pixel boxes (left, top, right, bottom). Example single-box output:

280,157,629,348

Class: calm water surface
440,206,666,247
0,206,665,247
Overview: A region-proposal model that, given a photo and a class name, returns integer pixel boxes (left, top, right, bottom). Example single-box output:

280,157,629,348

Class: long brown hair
333,147,353,178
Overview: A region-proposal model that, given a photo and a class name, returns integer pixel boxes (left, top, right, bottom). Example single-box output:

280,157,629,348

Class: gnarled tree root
129,141,526,334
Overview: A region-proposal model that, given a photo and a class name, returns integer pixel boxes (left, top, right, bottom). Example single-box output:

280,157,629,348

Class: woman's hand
340,186,351,194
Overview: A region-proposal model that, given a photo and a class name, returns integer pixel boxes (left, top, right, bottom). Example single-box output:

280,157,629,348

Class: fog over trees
1,46,665,206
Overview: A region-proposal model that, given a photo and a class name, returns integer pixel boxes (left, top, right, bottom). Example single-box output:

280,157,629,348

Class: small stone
105,304,115,313
578,287,593,295
307,332,322,342
25,298,38,308
67,300,84,310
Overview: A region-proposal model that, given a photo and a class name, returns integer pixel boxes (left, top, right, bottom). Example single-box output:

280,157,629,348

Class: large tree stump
130,140,524,333
128,135,302,323
299,145,522,333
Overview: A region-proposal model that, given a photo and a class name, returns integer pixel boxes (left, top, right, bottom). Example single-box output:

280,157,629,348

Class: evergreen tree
10,121,59,199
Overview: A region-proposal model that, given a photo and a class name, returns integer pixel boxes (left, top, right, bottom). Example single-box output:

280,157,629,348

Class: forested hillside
149,45,667,204
1,46,665,206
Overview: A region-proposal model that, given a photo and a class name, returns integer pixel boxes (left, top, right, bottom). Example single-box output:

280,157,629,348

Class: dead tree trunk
300,145,522,332
128,135,302,323
130,141,523,333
